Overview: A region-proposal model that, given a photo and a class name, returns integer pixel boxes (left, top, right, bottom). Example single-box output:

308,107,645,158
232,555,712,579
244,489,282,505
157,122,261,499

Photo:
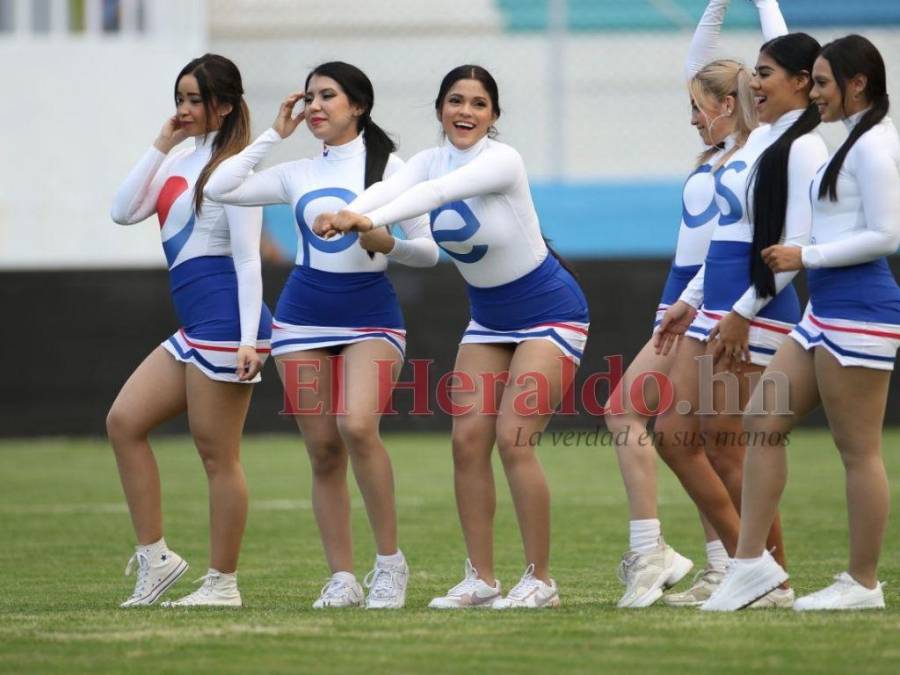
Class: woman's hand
273,92,306,139
236,346,262,382
653,300,697,355
313,210,374,239
761,244,803,272
358,227,395,255
154,116,190,153
707,311,751,371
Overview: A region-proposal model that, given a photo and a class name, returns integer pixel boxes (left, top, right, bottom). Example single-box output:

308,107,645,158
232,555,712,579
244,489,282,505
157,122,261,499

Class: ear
849,73,868,99
216,101,234,118
794,70,811,93
722,94,736,115
351,103,365,118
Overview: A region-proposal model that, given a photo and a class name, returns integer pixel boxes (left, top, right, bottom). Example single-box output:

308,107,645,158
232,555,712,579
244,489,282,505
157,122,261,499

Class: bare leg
816,348,891,589
607,337,678,521
737,339,819,559
450,343,514,586
184,365,254,574
336,340,403,556
496,341,577,583
106,347,187,545
277,351,352,574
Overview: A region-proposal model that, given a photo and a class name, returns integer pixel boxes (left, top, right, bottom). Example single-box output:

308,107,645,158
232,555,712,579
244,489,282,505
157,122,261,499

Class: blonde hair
689,59,757,170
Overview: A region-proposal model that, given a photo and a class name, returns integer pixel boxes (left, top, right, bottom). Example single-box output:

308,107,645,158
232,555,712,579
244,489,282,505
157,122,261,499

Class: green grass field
1,430,898,675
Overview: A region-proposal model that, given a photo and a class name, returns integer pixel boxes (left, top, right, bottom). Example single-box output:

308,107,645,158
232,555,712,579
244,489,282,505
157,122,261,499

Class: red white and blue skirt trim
461,320,590,364
790,304,900,371
163,329,272,383
270,321,407,358
686,308,794,367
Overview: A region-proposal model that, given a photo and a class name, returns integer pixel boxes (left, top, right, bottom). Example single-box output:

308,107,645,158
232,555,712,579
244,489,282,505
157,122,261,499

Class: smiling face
750,52,810,124
438,78,498,150
810,57,844,123
304,75,363,146
175,74,212,136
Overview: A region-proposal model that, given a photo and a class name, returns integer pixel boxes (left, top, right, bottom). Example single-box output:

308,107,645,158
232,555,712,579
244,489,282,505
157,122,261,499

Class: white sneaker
160,569,242,608
617,540,694,608
793,572,885,611
120,547,188,607
493,564,559,609
428,559,502,609
364,556,409,609
313,572,364,609
663,565,724,607
701,550,788,612
748,586,795,609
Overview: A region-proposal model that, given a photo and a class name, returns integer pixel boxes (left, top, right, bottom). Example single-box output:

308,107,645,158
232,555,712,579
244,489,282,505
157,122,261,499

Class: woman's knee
335,414,381,454
304,434,348,477
451,420,493,470
106,403,146,447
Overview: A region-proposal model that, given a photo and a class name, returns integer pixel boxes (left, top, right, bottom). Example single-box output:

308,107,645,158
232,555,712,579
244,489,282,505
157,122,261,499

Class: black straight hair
305,62,395,190
748,33,822,298
176,54,251,215
817,35,890,201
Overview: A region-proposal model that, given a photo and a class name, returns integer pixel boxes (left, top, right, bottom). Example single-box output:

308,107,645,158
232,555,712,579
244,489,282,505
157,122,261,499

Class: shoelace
320,577,354,601
123,551,150,599
187,572,220,599
690,565,724,587
448,560,482,595
364,567,398,599
507,564,540,600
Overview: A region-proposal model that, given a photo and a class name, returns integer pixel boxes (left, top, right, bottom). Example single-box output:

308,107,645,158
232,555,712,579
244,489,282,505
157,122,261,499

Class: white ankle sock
629,519,661,553
705,539,728,572
376,550,405,567
734,556,764,567
332,571,357,584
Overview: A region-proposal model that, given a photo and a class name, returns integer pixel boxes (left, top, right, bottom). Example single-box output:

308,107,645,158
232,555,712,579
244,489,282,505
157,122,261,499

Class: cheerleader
704,35,900,611
315,65,590,609
610,0,786,609
655,31,829,609
108,54,271,607
205,62,438,609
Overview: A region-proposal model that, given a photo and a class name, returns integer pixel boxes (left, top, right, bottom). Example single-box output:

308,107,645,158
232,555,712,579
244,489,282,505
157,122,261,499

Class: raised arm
755,0,788,43
204,128,292,206
685,0,731,81
364,144,522,228
802,138,900,268
111,116,191,225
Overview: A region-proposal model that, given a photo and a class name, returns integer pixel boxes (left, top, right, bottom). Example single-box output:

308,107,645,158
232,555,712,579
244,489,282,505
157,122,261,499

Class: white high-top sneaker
120,545,188,608
428,559,502,609
617,539,694,608
161,569,242,608
364,555,409,609
313,572,365,609
493,564,559,609
793,573,885,611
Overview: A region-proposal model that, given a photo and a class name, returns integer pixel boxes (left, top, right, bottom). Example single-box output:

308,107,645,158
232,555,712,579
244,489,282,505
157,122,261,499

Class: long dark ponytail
817,35,889,202
748,33,821,297
305,61,395,189
177,54,251,215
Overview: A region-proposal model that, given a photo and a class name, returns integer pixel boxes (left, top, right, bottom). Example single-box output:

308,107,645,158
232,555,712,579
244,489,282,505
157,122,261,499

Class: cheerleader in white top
656,32,828,604
316,66,589,609
608,0,787,609
205,62,439,610
107,55,271,608
706,36,900,611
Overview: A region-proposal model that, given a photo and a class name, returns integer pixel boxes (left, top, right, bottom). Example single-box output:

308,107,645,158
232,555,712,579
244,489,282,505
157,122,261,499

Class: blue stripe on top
808,258,900,323
274,265,404,329
659,262,701,306
465,254,589,331
169,256,272,342
703,241,800,324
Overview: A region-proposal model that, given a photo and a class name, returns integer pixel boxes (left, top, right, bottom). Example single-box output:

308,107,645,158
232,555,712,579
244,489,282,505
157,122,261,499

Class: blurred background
1,0,898,435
